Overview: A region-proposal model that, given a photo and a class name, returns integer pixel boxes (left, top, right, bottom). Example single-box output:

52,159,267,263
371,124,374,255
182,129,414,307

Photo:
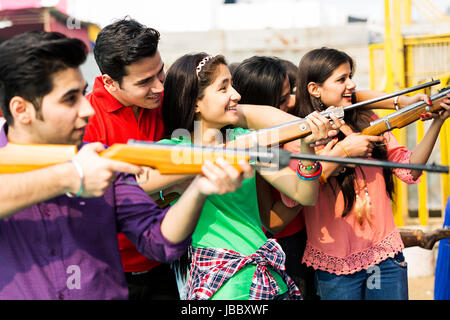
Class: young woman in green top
156,53,341,300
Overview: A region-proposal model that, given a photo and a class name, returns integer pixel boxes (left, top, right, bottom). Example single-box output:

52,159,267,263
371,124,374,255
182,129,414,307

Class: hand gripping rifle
362,85,450,136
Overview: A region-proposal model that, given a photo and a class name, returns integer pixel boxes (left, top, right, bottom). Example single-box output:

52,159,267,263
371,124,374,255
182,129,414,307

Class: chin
143,99,161,109
341,99,353,107
227,115,239,126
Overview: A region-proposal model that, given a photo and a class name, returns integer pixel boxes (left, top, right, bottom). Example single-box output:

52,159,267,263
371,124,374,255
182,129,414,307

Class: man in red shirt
83,18,176,300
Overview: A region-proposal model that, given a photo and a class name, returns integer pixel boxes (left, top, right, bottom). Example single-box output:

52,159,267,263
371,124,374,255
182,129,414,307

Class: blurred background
0,0,449,299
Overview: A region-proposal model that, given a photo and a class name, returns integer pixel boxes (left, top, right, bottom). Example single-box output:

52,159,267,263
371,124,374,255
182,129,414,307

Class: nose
231,87,241,102
79,95,95,119
151,77,164,94
151,70,165,94
347,78,357,90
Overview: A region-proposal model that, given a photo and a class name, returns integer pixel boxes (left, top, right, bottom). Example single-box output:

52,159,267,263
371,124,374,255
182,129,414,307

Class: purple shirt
0,125,191,300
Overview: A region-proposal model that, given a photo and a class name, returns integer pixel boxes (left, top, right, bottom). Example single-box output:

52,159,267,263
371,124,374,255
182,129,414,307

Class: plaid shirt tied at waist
186,238,302,300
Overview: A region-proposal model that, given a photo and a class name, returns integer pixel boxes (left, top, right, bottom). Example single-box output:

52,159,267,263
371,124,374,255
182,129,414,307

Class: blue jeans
315,253,409,300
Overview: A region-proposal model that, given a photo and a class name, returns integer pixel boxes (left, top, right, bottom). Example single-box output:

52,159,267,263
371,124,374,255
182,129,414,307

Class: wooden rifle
362,86,450,136
226,80,441,149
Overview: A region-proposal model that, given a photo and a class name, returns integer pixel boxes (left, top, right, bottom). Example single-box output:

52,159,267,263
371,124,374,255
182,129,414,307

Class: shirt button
50,249,56,256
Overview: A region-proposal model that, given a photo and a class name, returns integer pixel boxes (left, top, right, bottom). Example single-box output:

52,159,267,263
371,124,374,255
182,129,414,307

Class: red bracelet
298,161,319,171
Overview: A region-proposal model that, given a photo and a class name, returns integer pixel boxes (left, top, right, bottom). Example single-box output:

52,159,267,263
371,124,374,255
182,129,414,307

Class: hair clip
196,56,213,76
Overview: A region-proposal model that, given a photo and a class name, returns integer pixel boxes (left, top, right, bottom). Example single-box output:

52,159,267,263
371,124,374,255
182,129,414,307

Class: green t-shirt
159,128,288,300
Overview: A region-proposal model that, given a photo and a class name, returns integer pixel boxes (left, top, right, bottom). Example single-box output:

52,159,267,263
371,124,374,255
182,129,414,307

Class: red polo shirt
84,76,165,273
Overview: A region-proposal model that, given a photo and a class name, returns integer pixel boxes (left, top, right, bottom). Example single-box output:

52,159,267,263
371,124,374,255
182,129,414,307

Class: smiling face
30,67,94,147
195,63,241,131
105,51,165,110
315,61,356,108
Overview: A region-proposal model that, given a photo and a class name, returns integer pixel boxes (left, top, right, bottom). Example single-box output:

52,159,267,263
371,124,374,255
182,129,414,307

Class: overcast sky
67,0,450,31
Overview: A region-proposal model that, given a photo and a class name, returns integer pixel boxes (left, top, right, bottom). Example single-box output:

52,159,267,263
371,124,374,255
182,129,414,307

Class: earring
317,97,325,108
313,94,325,108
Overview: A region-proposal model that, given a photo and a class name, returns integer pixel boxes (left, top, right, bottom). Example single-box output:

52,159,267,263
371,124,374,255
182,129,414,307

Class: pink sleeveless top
281,130,420,275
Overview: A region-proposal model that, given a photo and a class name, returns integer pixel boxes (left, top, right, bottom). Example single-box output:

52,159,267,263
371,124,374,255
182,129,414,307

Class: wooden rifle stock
100,142,255,174
226,108,345,149
0,143,77,173
361,86,450,136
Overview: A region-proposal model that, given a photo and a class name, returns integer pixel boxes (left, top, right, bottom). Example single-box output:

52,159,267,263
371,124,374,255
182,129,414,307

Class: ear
102,74,118,92
307,82,321,99
194,98,203,115
9,96,34,125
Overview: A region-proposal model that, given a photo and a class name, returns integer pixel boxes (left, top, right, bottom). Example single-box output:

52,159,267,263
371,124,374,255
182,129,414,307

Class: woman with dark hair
281,59,299,94
232,56,295,112
157,52,339,300
282,47,450,300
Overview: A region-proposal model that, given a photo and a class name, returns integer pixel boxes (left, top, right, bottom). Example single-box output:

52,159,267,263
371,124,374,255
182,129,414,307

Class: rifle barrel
343,79,441,111
286,152,448,173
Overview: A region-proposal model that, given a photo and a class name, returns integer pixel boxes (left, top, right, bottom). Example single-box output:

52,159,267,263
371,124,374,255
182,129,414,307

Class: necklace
354,168,373,226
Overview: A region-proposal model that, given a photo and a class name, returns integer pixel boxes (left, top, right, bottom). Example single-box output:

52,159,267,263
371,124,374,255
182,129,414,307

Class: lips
147,95,161,101
342,93,353,103
225,105,238,112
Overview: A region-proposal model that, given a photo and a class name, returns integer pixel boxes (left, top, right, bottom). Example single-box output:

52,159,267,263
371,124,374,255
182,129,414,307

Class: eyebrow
134,63,165,86
61,83,88,100
218,78,230,87
335,72,350,79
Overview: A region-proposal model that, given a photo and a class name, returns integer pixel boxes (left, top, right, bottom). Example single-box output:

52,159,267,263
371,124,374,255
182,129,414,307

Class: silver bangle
66,159,84,198
394,96,400,111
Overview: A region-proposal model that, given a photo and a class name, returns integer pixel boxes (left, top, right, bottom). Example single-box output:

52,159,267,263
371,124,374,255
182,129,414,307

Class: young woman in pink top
283,47,450,300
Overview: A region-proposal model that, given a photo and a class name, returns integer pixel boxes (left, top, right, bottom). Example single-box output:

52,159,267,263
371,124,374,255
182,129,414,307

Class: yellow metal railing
369,33,450,226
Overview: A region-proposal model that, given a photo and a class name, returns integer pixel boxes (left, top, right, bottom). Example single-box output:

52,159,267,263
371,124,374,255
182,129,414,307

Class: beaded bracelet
298,161,319,171
297,162,323,181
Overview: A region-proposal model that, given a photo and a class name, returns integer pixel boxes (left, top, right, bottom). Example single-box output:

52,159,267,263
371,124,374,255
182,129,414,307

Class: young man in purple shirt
0,31,251,300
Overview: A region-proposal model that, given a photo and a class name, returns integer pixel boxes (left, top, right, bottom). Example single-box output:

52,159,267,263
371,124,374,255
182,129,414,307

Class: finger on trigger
108,160,143,175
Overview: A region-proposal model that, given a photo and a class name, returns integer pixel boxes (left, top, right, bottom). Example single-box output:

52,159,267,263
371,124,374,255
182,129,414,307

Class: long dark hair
294,47,394,217
232,56,287,108
162,53,227,137
162,52,227,282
